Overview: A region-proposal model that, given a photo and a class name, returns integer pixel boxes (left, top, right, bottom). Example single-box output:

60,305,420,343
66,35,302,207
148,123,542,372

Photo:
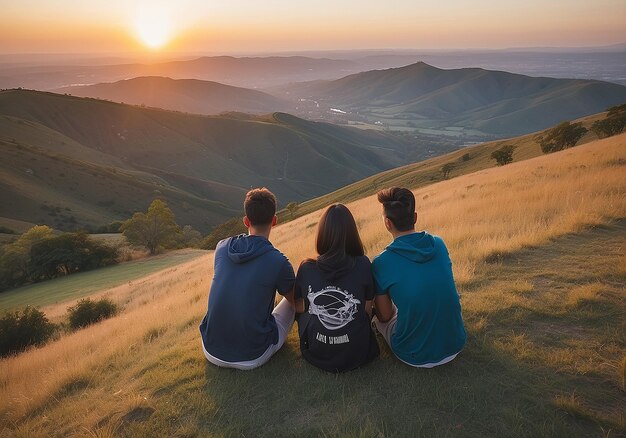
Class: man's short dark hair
244,188,277,227
377,187,416,232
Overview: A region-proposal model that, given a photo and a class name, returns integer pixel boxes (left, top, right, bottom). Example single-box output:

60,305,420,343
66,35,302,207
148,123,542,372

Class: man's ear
243,216,251,228
384,217,393,232
413,212,417,225
271,215,277,227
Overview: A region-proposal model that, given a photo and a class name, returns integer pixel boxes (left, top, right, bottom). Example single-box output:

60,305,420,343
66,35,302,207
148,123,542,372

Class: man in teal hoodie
372,187,466,367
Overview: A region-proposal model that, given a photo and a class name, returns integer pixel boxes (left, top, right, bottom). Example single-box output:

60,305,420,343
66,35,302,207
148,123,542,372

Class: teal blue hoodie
372,232,466,366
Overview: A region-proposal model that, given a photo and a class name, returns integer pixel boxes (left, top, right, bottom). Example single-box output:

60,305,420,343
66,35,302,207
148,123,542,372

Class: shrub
67,298,119,330
591,104,626,139
0,226,16,234
95,221,124,233
441,163,455,179
0,307,57,357
461,153,471,162
285,202,299,218
491,145,516,166
536,121,588,153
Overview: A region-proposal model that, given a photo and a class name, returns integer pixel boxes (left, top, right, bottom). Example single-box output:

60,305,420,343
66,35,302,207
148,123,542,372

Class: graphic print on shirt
307,285,361,331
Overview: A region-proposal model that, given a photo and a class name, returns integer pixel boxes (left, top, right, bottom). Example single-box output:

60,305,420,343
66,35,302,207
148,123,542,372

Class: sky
0,0,625,55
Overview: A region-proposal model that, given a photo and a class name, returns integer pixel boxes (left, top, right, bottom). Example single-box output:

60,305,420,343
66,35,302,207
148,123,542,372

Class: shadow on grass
189,334,604,437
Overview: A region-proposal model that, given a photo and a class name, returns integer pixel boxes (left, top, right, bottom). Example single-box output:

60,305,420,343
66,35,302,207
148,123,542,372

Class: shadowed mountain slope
0,89,422,232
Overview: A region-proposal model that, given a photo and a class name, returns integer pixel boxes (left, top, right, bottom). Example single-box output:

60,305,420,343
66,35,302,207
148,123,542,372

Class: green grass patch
0,249,208,311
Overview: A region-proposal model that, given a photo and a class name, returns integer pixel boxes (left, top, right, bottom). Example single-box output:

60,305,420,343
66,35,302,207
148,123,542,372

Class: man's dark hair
377,187,416,232
244,188,277,227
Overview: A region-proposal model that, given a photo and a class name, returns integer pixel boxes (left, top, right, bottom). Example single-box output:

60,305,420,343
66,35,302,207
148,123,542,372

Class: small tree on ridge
491,145,516,166
121,199,181,255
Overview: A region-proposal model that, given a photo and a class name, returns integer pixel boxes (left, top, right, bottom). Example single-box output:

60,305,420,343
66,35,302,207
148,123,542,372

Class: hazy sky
1,0,625,54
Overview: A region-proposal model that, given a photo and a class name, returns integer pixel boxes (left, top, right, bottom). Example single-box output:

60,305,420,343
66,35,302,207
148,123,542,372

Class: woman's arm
365,300,373,318
295,297,305,314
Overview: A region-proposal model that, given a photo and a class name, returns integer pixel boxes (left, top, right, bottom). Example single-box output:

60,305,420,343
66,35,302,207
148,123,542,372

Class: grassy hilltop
1,132,624,436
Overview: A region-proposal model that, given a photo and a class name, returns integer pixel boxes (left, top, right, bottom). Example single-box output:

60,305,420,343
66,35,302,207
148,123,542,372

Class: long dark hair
315,204,364,273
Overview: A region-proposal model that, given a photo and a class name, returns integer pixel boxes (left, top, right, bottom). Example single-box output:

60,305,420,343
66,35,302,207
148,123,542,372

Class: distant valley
276,62,626,136
48,60,626,140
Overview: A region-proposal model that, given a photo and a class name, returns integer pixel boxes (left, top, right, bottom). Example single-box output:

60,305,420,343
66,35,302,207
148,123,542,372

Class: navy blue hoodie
199,234,295,362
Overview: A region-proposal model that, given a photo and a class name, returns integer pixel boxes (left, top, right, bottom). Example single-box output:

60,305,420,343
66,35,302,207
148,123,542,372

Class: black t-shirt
294,256,380,372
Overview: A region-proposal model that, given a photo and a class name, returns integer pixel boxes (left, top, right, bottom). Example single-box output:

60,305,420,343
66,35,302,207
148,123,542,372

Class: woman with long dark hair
294,204,379,372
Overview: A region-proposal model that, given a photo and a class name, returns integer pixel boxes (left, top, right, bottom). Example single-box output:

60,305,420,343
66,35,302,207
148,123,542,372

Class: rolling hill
1,132,623,436
0,89,432,233
56,76,290,115
276,62,626,136
278,110,606,222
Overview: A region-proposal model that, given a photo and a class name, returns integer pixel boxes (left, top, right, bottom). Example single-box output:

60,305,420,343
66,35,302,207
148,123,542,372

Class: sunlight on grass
0,133,624,436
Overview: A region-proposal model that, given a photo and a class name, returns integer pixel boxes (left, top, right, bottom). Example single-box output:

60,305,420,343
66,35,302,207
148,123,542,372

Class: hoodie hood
316,252,356,282
227,234,274,264
387,232,436,263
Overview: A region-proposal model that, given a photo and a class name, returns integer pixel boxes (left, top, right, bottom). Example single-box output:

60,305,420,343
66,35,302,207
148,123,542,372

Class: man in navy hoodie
199,188,296,370
372,187,466,368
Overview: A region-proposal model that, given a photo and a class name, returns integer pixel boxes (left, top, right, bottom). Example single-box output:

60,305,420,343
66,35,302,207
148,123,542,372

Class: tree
181,225,202,248
491,145,516,166
29,232,118,281
441,163,455,179
461,153,471,162
591,104,626,139
536,121,588,154
285,202,299,218
0,225,53,289
121,199,181,255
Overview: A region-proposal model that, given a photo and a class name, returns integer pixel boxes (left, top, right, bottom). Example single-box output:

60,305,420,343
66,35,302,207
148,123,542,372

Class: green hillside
56,76,291,115
0,89,435,232
277,62,626,136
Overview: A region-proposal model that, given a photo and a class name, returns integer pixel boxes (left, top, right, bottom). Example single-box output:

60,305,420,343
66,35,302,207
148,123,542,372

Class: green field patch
0,249,209,312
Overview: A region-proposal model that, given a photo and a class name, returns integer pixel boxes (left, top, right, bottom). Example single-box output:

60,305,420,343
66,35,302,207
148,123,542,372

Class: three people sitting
199,186,466,371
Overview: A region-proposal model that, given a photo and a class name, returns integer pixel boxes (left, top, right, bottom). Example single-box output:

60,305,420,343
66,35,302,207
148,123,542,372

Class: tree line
0,199,204,292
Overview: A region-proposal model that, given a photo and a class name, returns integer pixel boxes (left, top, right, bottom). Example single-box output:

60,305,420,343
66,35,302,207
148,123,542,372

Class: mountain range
277,62,626,135
49,61,626,138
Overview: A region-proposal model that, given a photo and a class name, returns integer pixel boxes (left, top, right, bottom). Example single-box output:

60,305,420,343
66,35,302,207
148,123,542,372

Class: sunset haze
1,0,625,54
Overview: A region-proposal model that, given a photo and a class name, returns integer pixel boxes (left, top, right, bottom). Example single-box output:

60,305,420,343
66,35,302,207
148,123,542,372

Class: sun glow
134,5,172,49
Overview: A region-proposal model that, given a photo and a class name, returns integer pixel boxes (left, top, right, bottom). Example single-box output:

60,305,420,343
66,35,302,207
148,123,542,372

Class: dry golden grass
274,132,626,284
1,132,624,435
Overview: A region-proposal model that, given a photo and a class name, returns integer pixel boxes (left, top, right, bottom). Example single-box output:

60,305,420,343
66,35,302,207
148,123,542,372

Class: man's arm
374,293,394,322
276,259,296,307
283,289,296,306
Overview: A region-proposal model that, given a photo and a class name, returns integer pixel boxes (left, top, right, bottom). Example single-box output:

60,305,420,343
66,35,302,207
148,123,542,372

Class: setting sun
134,5,171,49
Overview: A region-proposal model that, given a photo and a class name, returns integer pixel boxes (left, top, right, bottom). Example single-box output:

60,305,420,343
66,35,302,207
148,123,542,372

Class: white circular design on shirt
307,285,361,331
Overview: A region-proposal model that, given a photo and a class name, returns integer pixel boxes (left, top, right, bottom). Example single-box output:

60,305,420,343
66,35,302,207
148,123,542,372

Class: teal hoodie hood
387,232,436,263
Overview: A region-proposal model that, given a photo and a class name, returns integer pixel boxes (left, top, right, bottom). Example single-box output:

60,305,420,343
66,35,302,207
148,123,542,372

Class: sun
134,6,172,49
